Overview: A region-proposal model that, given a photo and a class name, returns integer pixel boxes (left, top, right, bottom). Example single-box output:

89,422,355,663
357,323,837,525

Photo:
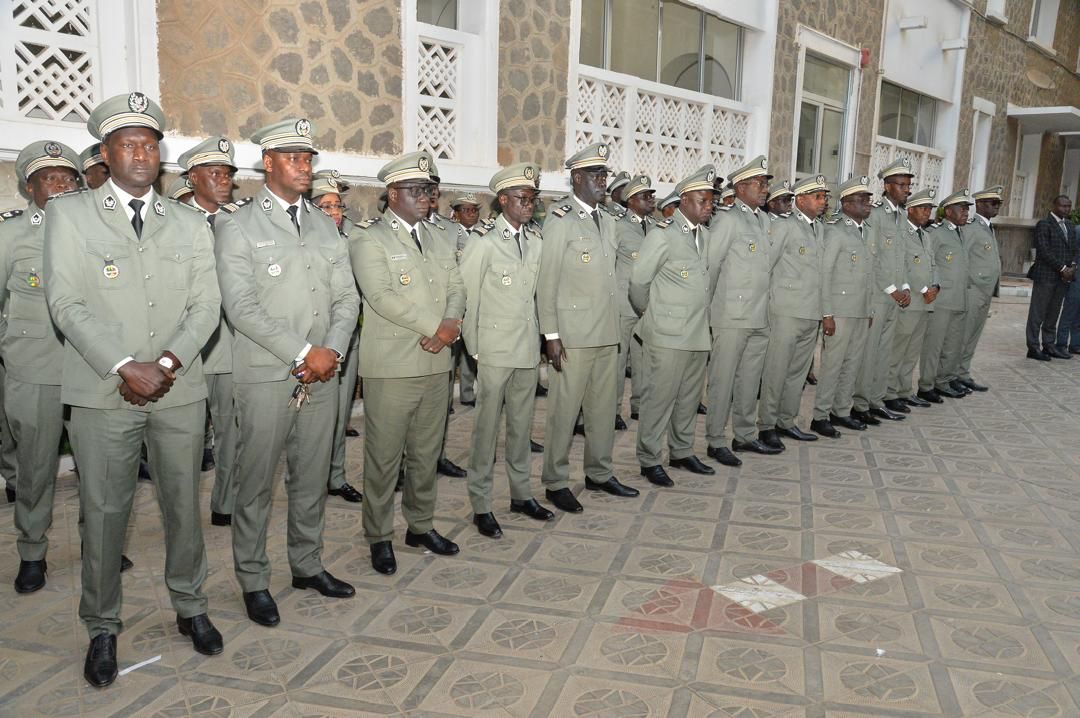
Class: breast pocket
252,246,286,282
86,240,133,291
389,262,416,290
160,243,194,290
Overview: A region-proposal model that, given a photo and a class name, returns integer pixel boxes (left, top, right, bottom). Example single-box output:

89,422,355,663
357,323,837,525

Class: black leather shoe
473,513,503,538
1027,347,1051,361
4,485,14,503
870,406,906,421
758,429,785,451
585,476,640,497
211,511,232,526
546,488,583,513
371,541,397,575
777,424,818,441
630,412,639,421
84,634,118,688
810,418,841,438
903,394,932,408
460,398,476,407
668,455,715,475
697,403,707,415
405,529,460,555
614,415,627,431
243,590,280,626
328,482,363,503
292,570,355,598
916,389,943,404
958,378,988,392
448,405,455,415
830,413,866,431
14,559,46,593
640,465,674,487
850,409,880,426
345,426,360,437
935,384,965,399
177,614,224,655
510,498,554,521
573,423,586,436
805,373,818,386
530,440,544,453
535,383,548,397
707,445,742,466
884,399,911,413
436,458,467,478
120,555,134,572
732,438,782,455
201,448,215,472
949,380,973,395
1048,345,1072,359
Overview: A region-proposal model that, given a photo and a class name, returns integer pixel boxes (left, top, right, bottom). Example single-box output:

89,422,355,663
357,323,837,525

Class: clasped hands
890,288,911,308
293,346,340,384
117,351,180,406
420,318,462,354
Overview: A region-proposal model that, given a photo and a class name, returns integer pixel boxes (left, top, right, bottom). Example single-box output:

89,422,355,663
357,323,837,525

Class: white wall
880,0,967,102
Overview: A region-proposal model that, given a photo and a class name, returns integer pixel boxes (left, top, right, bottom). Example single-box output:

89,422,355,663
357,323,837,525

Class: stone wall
496,0,572,169
157,0,403,157
769,0,886,178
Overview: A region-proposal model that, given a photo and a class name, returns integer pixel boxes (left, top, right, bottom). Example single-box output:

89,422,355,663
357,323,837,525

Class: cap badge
706,170,716,183
418,156,430,172
218,138,230,153
524,166,535,180
929,189,936,198
295,119,311,136
598,144,608,157
127,92,149,113
860,176,869,184
761,158,768,169
44,142,62,158
817,175,826,184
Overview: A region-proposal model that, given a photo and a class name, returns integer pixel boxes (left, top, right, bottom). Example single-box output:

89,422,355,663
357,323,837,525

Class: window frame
877,80,938,148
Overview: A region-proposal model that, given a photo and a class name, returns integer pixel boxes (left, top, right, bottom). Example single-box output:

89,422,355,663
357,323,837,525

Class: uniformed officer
918,189,973,402
176,136,241,524
80,143,110,190
165,175,194,202
350,151,465,575
447,192,479,409
765,179,793,219
719,185,736,207
630,166,715,487
450,192,481,231
658,192,680,219
310,169,364,505
538,143,639,513
851,159,913,426
215,119,360,627
1,141,79,594
884,189,938,412
45,92,223,686
758,174,830,448
958,186,1003,391
705,155,778,465
461,163,553,538
614,174,656,427
810,175,875,437
607,170,632,215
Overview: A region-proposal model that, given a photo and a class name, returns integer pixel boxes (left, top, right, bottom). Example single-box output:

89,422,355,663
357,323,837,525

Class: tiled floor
3,297,1080,716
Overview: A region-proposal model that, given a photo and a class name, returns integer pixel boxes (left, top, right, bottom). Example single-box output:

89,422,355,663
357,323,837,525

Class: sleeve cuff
544,333,560,340
901,283,910,291
110,356,134,375
884,284,897,294
822,314,834,319
295,343,312,364
920,286,929,294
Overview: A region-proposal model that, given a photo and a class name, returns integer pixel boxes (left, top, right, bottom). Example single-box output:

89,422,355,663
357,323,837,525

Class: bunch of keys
288,383,310,410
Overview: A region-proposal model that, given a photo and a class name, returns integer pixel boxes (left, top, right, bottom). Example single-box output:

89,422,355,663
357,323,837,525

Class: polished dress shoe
935,384,965,399
510,498,554,521
535,383,548,397
473,513,503,538
640,465,674,487
201,448,215,472
707,445,742,466
14,559,46,593
406,529,460,555
949,380,973,395
777,424,817,442
573,423,586,436
1027,347,1051,361
585,476,640,497
884,399,911,413
614,415,627,431
732,438,782,455
546,488,583,513
958,377,988,392
460,398,476,407
177,614,224,655
243,590,281,626
436,458,467,478
916,389,943,404
84,633,118,688
448,405,455,415
4,485,14,503
697,403,707,415
1048,345,1072,359
328,482,363,503
345,426,360,437
630,412,639,421
292,570,355,597
371,541,397,575
668,455,715,475
850,409,880,426
903,394,932,408
120,555,134,572
810,418,841,438
830,413,866,431
806,371,818,385
530,440,544,453
211,511,232,526
870,406,905,421
758,429,785,451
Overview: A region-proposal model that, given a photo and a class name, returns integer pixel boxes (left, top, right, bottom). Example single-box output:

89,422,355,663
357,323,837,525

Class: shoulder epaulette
716,204,732,212
45,187,87,204
172,200,204,213
871,200,883,208
656,218,674,228
423,217,445,230
0,209,23,221
355,217,381,230
471,222,493,237
220,197,253,214
825,218,839,225
550,204,572,218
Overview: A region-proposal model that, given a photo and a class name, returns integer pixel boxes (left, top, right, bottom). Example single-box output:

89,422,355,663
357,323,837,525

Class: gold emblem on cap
295,119,311,136
816,175,825,184
127,92,149,113
524,166,535,180
861,176,868,184
418,156,430,172
44,142,62,158
706,170,716,183
598,144,608,157
639,175,649,183
218,138,230,153
929,189,936,198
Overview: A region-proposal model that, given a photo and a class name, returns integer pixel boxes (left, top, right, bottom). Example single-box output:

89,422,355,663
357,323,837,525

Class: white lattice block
712,575,807,614
418,40,459,100
15,0,91,37
15,41,94,122
417,105,456,160
636,92,658,135
812,551,902,584
600,83,625,128
577,77,599,124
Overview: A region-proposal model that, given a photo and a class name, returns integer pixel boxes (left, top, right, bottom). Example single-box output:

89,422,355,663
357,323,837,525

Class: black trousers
1026,279,1068,349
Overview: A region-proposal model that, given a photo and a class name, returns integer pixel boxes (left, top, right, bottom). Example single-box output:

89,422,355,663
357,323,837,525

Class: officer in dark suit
1025,195,1076,360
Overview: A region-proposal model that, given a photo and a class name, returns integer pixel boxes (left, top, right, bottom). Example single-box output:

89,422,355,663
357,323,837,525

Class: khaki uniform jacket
214,187,359,383
536,199,618,348
964,216,1001,298
926,222,968,312
868,200,907,307
615,212,652,319
351,210,465,379
0,207,65,384
821,216,873,319
428,212,465,260
629,209,710,351
767,210,824,321
184,199,234,375
898,221,938,313
44,184,220,409
707,199,773,329
459,214,541,369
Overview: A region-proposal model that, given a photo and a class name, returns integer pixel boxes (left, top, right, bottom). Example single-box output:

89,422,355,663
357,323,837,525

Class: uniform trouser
467,364,538,514
329,331,360,491
541,345,618,490
919,308,964,391
205,372,238,515
362,374,446,543
813,316,869,421
616,314,643,416
0,362,17,491
759,315,819,430
456,342,477,404
1054,278,1080,351
959,288,993,380
232,379,336,592
706,327,769,446
1025,279,1068,350
853,300,898,412
7,379,63,561
636,344,707,467
887,309,929,399
70,402,208,638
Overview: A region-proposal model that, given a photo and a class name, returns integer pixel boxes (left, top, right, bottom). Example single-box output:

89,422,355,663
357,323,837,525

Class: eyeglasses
395,184,436,198
317,203,347,211
505,193,539,206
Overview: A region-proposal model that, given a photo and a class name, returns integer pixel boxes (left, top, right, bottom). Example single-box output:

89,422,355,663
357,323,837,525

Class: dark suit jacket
1030,214,1077,284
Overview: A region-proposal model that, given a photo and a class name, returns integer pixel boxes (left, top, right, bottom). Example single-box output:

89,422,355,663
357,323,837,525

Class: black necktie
411,228,423,254
206,213,216,228
129,199,144,239
591,208,601,232
286,205,300,235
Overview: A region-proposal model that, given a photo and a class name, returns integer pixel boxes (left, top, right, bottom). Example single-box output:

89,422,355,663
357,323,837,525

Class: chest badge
851,253,858,263
914,256,922,264
984,243,991,251
748,242,757,253
885,238,892,245
630,250,639,260
581,251,591,264
798,246,806,255
27,271,40,288
945,253,953,263
399,272,411,286
103,261,119,279
267,263,282,277
680,267,689,279
501,271,512,286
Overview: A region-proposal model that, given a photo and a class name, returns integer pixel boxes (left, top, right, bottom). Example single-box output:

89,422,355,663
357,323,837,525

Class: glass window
610,0,659,82
803,54,849,103
580,0,606,68
660,1,701,92
821,108,844,182
878,81,936,146
416,0,457,29
795,103,818,175
795,53,851,185
702,14,740,99
877,81,902,139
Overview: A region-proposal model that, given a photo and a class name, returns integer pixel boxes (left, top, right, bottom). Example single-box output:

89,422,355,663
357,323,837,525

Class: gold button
149,331,155,337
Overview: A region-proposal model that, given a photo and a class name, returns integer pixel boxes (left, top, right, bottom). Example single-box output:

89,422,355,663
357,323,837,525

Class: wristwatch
157,355,176,370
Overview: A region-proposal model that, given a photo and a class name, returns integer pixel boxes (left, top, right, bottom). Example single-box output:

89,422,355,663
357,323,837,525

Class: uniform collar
573,194,598,214
793,208,815,225
107,178,153,218
975,212,992,227
388,209,419,236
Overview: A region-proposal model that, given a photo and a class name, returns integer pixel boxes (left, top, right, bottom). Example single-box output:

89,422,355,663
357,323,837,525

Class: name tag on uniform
390,253,407,261
256,240,276,249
